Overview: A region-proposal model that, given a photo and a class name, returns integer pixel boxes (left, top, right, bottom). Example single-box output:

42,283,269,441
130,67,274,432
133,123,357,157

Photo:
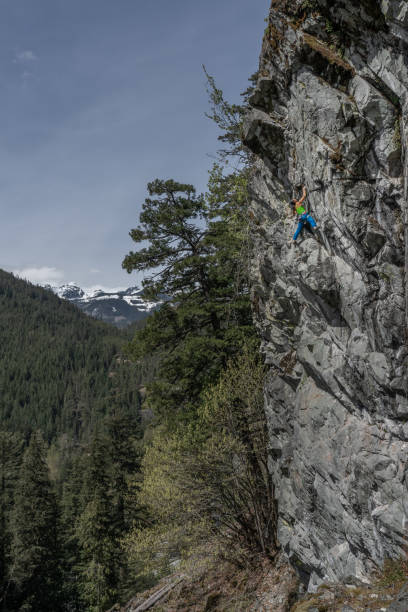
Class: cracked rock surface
246,0,408,591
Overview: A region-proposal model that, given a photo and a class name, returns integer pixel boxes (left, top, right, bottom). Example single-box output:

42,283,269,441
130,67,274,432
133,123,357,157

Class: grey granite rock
247,0,408,591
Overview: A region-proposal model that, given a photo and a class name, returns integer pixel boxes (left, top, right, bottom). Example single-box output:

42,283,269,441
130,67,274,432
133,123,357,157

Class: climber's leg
293,220,304,241
306,214,318,230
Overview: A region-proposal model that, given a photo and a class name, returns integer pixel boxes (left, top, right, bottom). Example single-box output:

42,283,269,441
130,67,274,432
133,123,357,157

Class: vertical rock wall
245,0,408,590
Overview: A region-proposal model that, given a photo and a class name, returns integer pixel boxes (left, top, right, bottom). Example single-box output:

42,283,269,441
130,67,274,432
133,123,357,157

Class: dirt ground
112,555,407,612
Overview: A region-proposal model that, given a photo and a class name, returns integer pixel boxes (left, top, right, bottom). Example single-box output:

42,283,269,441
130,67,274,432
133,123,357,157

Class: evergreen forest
0,270,144,442
0,72,275,612
0,271,148,610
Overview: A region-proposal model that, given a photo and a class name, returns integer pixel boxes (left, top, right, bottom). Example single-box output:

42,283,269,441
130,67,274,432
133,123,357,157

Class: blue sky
0,0,269,289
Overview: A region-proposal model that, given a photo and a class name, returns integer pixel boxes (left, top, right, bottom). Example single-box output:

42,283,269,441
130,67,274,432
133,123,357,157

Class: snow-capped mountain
46,283,163,328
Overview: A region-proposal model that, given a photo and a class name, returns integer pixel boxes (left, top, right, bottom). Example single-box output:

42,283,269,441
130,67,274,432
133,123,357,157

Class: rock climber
290,186,319,243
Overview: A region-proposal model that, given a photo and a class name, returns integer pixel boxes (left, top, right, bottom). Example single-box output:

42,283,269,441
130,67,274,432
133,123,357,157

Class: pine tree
122,172,256,422
203,66,249,162
105,405,144,599
106,407,141,530
76,434,116,612
59,453,85,611
9,431,62,611
0,431,23,610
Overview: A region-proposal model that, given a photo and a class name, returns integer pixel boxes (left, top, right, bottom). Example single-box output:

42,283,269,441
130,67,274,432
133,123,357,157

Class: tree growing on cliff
203,66,256,163
122,172,255,422
124,348,277,578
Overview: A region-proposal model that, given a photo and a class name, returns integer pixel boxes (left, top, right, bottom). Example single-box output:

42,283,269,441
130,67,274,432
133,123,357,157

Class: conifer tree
106,405,145,599
59,453,86,611
9,431,61,611
122,172,256,421
76,434,116,612
0,431,23,610
106,407,141,531
203,66,250,162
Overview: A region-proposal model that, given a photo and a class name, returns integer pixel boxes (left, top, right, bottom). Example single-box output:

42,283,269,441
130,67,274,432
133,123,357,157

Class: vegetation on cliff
116,73,279,597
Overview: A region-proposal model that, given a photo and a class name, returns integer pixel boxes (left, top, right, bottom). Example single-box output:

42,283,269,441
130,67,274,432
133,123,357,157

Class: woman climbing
290,186,319,243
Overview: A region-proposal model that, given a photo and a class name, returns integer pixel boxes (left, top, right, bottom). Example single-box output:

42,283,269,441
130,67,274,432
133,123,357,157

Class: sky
0,0,269,290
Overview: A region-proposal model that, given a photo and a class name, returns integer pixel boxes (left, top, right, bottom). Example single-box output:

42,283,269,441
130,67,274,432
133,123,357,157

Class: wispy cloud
14,50,38,63
13,266,64,285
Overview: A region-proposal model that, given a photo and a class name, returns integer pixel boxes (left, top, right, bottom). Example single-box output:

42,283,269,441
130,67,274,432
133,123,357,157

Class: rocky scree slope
244,0,408,592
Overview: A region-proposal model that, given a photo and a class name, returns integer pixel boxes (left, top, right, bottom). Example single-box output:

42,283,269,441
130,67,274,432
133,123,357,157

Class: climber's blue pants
293,213,317,241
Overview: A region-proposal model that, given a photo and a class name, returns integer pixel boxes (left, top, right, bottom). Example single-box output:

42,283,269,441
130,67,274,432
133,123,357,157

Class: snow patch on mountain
45,282,163,328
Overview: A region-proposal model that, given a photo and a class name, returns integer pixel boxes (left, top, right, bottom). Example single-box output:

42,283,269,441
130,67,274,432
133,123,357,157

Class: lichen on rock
245,0,408,592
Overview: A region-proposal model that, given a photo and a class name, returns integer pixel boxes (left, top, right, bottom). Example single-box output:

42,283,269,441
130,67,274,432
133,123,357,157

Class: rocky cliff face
244,0,408,591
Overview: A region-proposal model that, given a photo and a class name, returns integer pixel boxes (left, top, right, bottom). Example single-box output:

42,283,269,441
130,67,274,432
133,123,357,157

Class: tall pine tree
9,431,61,611
105,406,144,599
0,431,23,610
76,434,116,612
122,172,255,422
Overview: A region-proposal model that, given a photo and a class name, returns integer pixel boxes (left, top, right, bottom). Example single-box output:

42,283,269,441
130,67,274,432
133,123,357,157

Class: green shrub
123,349,277,580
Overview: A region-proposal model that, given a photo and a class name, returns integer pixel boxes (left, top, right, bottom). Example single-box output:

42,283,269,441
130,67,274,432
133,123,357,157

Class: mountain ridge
45,282,163,328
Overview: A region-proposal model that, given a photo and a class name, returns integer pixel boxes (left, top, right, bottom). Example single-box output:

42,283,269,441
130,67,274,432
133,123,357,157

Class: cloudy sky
0,0,269,289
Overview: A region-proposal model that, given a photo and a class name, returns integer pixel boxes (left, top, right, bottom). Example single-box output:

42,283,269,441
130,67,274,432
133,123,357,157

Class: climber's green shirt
296,205,306,215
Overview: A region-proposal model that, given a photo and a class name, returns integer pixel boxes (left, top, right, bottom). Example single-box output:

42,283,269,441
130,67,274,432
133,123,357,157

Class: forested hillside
0,269,141,441
0,269,148,611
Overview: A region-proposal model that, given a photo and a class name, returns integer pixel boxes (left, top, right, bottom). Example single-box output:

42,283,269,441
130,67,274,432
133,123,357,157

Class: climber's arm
297,186,307,205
